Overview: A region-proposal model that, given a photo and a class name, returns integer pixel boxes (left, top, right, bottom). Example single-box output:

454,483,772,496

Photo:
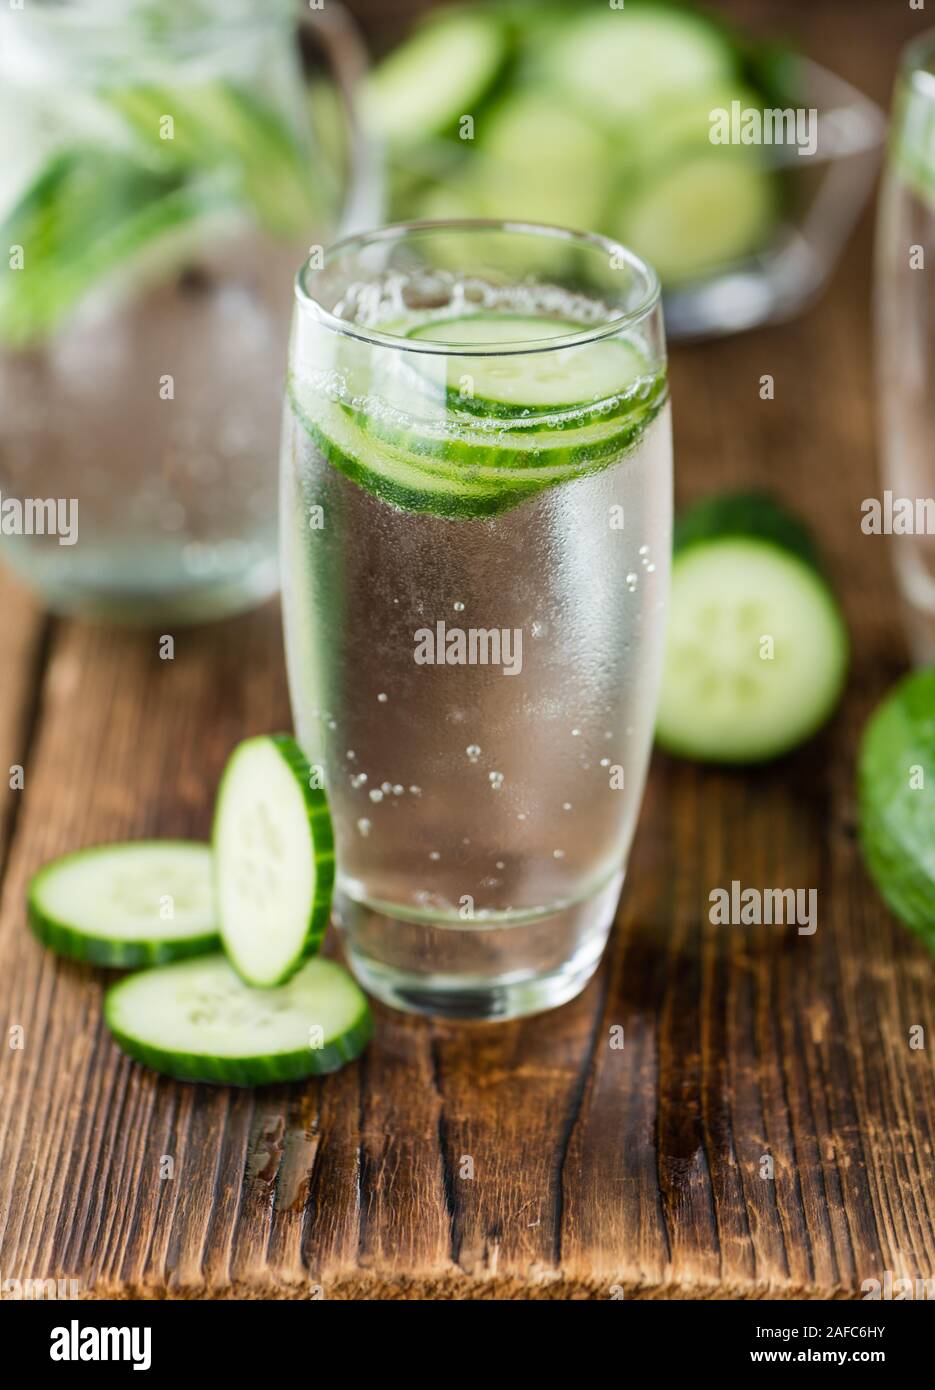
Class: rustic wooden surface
1,1,934,1300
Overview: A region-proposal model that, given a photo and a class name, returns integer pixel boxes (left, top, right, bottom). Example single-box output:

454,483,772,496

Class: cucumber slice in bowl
27,841,217,967
214,734,335,988
657,493,848,763
104,954,372,1086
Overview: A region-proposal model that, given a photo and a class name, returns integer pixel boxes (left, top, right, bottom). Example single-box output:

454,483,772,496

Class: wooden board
0,0,933,1300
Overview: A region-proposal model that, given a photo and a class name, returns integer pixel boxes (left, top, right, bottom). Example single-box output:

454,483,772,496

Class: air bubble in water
453,600,465,612
409,785,422,796
489,771,504,791
466,744,481,763
626,572,638,591
369,789,384,803
357,818,371,837
377,692,388,703
350,772,368,789
393,784,404,796
429,850,441,861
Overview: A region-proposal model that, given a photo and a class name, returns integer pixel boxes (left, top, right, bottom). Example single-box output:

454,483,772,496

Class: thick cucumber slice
406,315,650,416
104,954,372,1086
28,841,217,967
657,495,848,763
541,7,734,126
613,152,776,285
858,670,935,951
364,10,506,145
214,734,334,988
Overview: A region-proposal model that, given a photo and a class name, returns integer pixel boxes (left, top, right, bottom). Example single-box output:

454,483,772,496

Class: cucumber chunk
214,734,335,988
858,670,935,951
364,10,505,145
657,494,848,763
406,315,650,415
104,954,372,1085
27,841,218,967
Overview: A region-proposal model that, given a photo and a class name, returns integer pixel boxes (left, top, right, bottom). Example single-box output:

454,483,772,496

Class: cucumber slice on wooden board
214,734,335,988
27,841,218,967
364,10,506,145
657,492,848,763
858,670,935,951
104,954,372,1086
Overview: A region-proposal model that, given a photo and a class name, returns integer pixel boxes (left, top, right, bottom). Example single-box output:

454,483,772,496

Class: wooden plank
0,0,933,1301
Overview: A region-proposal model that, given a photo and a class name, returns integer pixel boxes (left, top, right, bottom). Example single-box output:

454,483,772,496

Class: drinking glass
0,0,377,623
875,29,935,661
281,221,672,1019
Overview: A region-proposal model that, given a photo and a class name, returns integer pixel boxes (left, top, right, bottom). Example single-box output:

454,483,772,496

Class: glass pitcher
0,0,378,623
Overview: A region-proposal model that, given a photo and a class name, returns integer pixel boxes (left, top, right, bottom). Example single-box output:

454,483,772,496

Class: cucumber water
281,259,672,1015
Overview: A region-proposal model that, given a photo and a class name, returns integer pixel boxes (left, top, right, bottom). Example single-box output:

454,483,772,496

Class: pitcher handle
302,1,383,235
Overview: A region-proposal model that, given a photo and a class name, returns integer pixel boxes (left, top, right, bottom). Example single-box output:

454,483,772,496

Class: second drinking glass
281,221,672,1019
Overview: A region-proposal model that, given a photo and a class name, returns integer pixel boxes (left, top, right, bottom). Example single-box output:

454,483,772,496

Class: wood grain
0,0,933,1300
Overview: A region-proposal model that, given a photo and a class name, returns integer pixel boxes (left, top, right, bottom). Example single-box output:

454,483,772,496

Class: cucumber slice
214,734,335,988
27,841,218,967
406,315,650,416
364,10,506,145
614,151,776,286
290,386,543,519
541,7,734,126
104,954,372,1086
353,395,657,472
858,670,935,951
478,92,613,234
657,494,848,763
0,148,228,348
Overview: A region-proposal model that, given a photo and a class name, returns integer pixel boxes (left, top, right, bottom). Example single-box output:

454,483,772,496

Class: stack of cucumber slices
367,2,792,288
290,312,667,521
27,734,371,1087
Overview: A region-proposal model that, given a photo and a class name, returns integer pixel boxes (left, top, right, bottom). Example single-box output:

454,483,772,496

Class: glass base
3,554,279,627
334,872,623,1021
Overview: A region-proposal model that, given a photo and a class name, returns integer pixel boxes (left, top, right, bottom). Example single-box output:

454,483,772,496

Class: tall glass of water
281,221,671,1019
876,30,935,661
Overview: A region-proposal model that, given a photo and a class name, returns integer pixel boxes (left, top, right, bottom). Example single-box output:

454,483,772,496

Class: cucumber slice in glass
290,388,544,519
104,954,372,1086
657,494,848,763
27,840,218,967
858,670,935,950
405,315,650,416
214,734,334,988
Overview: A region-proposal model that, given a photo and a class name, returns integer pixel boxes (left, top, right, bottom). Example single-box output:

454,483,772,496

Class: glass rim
294,219,662,357
902,27,935,95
